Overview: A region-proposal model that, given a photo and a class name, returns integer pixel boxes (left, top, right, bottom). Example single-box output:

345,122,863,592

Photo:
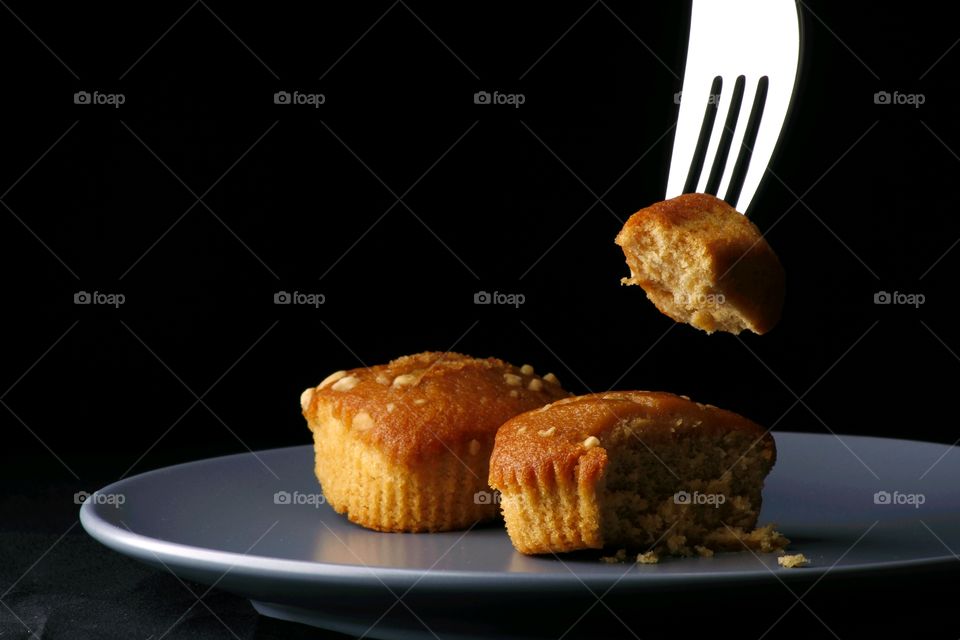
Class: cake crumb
600,548,627,563
777,553,809,568
704,523,789,554
694,545,714,558
636,550,660,564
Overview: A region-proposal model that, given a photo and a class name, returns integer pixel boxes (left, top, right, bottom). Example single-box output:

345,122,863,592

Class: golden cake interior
619,205,755,334
597,421,784,555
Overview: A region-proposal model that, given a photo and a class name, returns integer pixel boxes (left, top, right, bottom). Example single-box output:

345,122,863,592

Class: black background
1,1,958,638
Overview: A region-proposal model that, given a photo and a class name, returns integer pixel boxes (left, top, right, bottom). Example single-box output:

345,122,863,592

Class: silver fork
666,0,803,215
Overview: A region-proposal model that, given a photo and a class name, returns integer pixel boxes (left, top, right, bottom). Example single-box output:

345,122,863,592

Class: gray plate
80,433,960,639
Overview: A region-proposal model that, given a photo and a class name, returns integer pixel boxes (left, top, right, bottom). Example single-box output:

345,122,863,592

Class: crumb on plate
600,548,628,563
777,553,809,568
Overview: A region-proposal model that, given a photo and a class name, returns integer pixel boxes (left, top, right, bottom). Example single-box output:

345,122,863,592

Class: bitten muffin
615,193,785,335
489,391,787,555
301,352,569,533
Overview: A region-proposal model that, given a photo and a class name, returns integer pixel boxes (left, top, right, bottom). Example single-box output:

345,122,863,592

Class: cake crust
489,391,774,487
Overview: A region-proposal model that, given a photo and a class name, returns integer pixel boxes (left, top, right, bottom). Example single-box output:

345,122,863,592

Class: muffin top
301,352,570,462
489,391,773,487
615,193,766,249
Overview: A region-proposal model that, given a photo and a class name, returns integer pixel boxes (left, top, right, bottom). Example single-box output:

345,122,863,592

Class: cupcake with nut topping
300,352,569,532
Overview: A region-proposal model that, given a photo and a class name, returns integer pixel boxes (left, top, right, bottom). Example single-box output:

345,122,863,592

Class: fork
666,0,803,215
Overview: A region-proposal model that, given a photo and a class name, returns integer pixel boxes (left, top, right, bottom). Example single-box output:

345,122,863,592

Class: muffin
301,352,569,532
615,193,785,335
489,391,786,555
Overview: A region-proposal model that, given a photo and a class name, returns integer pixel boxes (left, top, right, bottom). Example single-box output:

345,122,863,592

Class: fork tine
705,75,746,196
682,76,723,194
667,0,800,213
725,76,769,210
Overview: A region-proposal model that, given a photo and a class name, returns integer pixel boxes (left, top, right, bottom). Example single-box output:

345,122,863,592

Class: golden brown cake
301,352,569,533
615,193,785,335
488,391,786,555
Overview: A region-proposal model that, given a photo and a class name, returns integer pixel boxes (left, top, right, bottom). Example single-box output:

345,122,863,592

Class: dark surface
2,0,959,637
